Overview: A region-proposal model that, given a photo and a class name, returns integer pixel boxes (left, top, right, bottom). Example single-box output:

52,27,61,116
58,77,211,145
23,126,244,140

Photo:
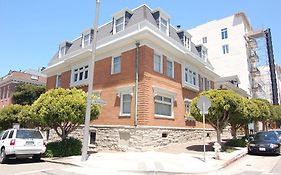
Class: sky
0,0,280,77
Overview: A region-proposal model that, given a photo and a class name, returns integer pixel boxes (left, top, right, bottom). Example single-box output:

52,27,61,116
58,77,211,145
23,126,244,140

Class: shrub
224,139,247,147
44,137,82,157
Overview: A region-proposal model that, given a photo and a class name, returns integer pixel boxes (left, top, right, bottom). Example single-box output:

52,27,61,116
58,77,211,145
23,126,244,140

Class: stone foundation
47,125,216,152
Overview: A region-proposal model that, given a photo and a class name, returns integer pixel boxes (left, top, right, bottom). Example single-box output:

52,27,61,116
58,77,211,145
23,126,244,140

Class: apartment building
254,65,281,104
0,69,46,108
188,12,256,97
43,5,219,150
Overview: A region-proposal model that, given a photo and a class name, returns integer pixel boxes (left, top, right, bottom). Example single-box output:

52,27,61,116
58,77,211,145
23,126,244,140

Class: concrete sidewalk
43,146,248,174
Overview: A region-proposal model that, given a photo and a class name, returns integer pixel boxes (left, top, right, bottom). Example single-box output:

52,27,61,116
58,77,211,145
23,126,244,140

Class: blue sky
0,0,280,77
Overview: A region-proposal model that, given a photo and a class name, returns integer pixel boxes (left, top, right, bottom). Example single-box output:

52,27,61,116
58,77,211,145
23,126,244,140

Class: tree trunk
243,124,249,137
231,126,237,139
61,129,67,140
216,128,221,145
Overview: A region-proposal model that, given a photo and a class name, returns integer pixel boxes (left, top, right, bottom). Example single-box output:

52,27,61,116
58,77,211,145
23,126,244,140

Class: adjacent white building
255,65,281,104
188,12,256,97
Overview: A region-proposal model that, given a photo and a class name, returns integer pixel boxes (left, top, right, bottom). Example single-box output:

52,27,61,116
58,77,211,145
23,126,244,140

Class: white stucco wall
188,14,252,95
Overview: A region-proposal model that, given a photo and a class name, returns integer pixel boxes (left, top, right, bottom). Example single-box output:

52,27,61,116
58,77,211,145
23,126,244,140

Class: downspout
134,41,140,127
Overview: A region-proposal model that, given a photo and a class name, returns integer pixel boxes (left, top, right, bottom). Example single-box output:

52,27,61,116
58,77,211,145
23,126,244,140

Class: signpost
196,95,211,162
92,99,107,106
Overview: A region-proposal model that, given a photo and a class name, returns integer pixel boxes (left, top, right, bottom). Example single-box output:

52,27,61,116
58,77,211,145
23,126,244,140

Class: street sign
92,99,107,106
196,96,211,114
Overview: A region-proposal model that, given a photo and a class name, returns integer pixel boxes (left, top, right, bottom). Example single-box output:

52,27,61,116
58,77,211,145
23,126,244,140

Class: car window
254,132,278,141
16,130,43,139
8,130,14,138
2,131,9,140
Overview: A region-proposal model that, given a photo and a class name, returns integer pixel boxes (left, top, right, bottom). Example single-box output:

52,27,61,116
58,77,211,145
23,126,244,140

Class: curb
220,150,248,169
42,158,82,167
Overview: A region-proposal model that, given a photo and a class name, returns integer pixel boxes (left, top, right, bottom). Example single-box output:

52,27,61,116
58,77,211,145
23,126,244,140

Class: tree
228,98,260,138
30,88,100,140
0,104,23,130
12,83,45,105
252,98,271,131
269,105,281,128
190,89,243,144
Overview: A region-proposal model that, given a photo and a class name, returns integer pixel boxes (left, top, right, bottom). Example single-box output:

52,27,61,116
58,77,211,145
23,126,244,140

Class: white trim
166,58,174,78
70,61,90,87
152,86,177,101
120,93,132,117
111,55,121,74
154,94,174,119
153,52,163,74
116,85,134,97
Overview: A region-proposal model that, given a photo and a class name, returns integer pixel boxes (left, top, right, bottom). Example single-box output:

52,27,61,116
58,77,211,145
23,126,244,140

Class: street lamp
81,0,100,162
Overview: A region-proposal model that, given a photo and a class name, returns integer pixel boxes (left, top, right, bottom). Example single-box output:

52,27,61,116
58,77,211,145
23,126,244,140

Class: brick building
43,5,220,150
0,69,46,109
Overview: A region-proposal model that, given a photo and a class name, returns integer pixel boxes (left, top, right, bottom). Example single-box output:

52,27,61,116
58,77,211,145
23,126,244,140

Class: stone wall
47,125,216,152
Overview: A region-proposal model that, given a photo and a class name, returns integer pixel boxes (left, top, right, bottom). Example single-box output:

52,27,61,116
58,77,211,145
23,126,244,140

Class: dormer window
59,46,66,58
152,9,170,36
81,29,94,48
115,16,124,33
183,35,191,51
58,41,72,58
160,17,168,34
112,9,132,34
83,34,90,47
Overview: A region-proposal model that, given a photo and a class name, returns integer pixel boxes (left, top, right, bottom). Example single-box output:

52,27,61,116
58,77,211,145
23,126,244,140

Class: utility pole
81,0,100,162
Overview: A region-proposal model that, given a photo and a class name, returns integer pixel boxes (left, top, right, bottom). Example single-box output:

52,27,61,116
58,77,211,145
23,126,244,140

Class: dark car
248,131,281,155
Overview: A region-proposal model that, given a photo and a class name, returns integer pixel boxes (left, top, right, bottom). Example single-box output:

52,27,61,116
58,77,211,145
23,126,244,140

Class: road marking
9,168,57,175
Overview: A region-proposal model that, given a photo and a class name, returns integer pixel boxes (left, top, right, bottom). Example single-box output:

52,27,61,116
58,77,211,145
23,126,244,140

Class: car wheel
32,154,42,162
0,148,7,164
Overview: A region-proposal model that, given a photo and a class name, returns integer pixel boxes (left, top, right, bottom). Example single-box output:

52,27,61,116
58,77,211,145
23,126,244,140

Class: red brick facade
0,71,46,108
46,45,214,128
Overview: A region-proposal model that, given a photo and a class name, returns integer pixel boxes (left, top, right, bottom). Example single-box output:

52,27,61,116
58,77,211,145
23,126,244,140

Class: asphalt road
204,154,281,175
0,158,82,175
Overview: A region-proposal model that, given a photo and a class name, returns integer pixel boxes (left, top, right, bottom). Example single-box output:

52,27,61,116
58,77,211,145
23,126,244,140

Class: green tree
252,98,271,131
270,105,281,128
30,88,100,140
228,98,260,138
12,83,45,105
0,104,23,130
190,89,243,144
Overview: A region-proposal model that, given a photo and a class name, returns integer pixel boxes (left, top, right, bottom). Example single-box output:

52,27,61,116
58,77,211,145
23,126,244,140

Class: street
1,154,281,175
204,154,281,175
0,158,80,175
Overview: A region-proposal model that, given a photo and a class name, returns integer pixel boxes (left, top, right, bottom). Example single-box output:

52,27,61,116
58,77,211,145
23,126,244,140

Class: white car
0,128,46,163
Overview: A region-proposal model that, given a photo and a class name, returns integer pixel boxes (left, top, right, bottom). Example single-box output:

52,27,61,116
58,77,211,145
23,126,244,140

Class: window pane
155,95,162,101
84,70,88,79
79,72,83,80
160,18,168,33
154,54,162,73
74,73,78,82
113,56,121,74
122,94,131,114
115,16,124,33
155,102,171,116
83,34,90,46
163,97,172,103
167,60,173,78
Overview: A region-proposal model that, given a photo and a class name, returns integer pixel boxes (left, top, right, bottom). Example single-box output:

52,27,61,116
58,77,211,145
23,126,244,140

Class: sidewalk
43,140,248,174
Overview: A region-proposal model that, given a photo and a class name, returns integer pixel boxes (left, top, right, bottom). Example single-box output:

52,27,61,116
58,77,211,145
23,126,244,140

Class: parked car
248,131,281,155
0,128,46,163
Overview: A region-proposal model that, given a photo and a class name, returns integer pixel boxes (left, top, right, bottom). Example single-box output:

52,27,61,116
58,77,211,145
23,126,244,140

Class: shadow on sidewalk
186,142,214,152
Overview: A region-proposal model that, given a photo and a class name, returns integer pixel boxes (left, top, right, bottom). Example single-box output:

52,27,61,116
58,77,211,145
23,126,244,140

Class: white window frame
70,62,90,87
221,28,228,40
153,86,176,119
154,95,173,118
160,17,168,34
222,44,229,54
59,46,66,58
111,56,121,74
153,53,163,73
184,98,192,115
113,16,125,34
120,93,132,116
55,74,62,88
166,59,174,78
203,37,207,44
117,86,134,117
82,33,91,48
184,66,198,86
